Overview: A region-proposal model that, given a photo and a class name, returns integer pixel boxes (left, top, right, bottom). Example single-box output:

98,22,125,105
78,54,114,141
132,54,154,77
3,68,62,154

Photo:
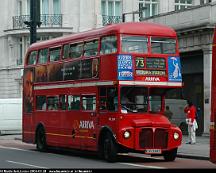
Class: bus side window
84,40,98,57
99,87,118,112
63,44,70,59
59,95,67,110
38,48,48,64
68,95,80,110
27,51,37,65
100,35,117,55
50,47,61,62
36,96,46,111
82,96,96,111
47,96,58,110
70,43,83,59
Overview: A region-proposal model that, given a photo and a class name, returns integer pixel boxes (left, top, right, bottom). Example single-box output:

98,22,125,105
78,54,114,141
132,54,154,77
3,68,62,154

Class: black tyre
103,133,117,162
163,148,177,161
36,127,47,152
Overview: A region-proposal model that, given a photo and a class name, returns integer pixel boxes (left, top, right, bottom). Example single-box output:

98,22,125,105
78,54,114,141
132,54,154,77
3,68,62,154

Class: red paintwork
23,22,182,156
211,28,216,163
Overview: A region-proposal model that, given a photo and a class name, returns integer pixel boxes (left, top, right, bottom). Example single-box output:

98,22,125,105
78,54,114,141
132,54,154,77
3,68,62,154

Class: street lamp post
24,0,41,44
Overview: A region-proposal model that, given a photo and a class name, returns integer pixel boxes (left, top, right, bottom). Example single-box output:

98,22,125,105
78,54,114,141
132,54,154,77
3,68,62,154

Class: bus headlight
173,132,179,140
123,130,131,139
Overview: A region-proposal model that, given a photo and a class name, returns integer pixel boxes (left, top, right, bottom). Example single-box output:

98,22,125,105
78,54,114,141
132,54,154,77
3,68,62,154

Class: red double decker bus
23,22,182,162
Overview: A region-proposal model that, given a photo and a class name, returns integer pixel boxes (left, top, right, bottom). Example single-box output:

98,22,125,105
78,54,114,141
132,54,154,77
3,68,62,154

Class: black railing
102,15,122,26
13,14,62,29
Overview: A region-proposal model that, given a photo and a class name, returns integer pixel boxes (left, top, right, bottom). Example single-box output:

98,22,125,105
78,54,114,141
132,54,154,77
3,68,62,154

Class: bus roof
28,22,177,50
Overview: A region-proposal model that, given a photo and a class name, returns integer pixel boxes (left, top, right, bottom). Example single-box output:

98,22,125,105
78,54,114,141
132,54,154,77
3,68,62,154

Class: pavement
0,134,210,160
177,134,210,160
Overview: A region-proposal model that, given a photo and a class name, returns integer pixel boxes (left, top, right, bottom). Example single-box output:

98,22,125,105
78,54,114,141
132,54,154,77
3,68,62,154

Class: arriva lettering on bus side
79,120,95,129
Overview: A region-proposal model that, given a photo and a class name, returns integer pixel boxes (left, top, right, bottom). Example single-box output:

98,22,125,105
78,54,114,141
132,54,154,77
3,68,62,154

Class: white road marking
0,145,33,152
119,162,165,169
6,160,48,169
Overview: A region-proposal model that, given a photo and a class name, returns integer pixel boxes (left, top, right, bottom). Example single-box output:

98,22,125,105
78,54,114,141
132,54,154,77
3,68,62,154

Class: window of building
36,96,47,110
53,0,61,14
82,96,96,111
47,96,58,110
68,95,80,110
100,35,117,55
18,0,22,16
17,38,23,65
42,0,49,14
200,0,211,5
139,0,159,18
38,48,48,64
27,51,37,65
175,0,193,10
49,47,61,62
121,35,148,53
101,0,122,16
84,40,99,57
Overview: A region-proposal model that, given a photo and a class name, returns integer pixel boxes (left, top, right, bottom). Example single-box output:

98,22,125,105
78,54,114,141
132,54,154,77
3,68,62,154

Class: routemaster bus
23,22,182,162
211,27,216,163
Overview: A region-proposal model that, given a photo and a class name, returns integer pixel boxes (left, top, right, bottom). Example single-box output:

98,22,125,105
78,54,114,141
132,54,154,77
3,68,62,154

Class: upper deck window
50,47,61,62
27,51,37,65
151,37,176,54
38,48,48,64
100,35,117,55
70,43,83,58
84,40,98,57
121,35,148,53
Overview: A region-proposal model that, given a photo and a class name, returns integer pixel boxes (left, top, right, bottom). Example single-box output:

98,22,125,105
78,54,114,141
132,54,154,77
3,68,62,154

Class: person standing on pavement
164,105,173,120
184,100,198,144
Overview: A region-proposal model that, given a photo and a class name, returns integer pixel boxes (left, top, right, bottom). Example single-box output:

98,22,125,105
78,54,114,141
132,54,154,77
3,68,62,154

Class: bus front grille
139,128,168,149
139,128,153,148
154,129,168,149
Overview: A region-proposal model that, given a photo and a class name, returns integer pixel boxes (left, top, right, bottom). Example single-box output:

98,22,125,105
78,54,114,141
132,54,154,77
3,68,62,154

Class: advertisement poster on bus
117,54,133,80
168,56,182,82
23,68,34,113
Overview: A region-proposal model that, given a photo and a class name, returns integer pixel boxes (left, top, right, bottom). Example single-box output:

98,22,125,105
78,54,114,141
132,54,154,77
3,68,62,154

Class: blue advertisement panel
117,55,133,80
168,56,182,82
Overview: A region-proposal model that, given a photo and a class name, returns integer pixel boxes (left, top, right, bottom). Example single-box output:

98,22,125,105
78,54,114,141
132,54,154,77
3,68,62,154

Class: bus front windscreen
120,87,167,113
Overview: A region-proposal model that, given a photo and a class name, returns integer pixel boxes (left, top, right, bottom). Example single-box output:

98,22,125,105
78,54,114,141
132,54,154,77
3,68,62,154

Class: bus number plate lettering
145,149,161,154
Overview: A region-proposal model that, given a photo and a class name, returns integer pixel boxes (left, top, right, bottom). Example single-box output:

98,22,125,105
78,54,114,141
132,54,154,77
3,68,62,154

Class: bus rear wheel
103,133,117,162
36,127,47,152
163,148,177,161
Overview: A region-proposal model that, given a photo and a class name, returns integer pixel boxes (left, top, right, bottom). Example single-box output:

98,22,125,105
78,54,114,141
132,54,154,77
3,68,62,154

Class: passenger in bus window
121,95,134,111
42,102,46,110
48,97,58,110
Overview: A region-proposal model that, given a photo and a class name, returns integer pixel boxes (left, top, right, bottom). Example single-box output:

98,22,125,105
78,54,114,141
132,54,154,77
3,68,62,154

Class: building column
203,45,212,134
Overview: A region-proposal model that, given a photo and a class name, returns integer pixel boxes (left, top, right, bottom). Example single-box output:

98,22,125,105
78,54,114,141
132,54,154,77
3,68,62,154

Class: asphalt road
0,138,216,170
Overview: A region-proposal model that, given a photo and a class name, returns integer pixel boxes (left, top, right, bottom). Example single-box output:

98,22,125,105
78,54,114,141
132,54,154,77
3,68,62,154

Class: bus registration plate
145,149,161,154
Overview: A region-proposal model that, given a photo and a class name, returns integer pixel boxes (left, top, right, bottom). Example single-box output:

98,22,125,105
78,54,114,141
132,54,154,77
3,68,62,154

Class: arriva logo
79,120,95,129
145,77,160,82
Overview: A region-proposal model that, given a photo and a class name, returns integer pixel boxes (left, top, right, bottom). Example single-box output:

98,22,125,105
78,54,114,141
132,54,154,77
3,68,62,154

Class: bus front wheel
103,133,117,162
36,127,47,152
163,148,177,161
